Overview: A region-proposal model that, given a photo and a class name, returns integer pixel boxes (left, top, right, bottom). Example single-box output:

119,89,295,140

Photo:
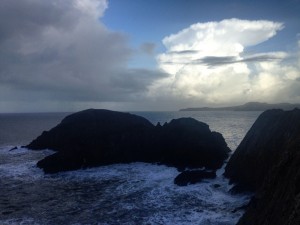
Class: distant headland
179,102,300,111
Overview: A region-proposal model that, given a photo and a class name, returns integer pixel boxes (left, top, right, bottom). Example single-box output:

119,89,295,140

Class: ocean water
0,111,260,225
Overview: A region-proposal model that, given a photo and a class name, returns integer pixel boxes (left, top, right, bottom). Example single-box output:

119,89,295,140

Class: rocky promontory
180,102,300,111
27,109,230,174
225,109,300,192
225,108,300,224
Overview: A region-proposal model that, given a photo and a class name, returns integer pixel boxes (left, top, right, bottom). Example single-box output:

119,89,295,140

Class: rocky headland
27,109,230,176
26,107,300,224
180,102,300,111
225,108,300,224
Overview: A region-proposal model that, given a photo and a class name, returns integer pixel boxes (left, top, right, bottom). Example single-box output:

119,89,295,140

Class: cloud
1,6,299,113
0,0,165,112
149,19,300,107
140,42,156,55
197,52,286,67
162,18,283,56
161,53,285,67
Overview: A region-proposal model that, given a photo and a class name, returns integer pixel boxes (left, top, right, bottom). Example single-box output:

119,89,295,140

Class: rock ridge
224,108,300,225
27,109,230,174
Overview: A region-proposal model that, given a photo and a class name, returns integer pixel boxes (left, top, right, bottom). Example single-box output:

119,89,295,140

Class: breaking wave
0,146,250,225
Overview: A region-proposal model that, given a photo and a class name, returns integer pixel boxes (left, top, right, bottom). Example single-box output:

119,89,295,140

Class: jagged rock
224,108,300,192
27,109,230,173
237,137,300,225
155,118,230,170
9,146,18,151
224,108,300,225
174,170,216,186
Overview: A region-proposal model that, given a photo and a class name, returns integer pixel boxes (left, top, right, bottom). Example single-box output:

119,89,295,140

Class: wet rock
9,146,18,151
27,109,230,173
213,184,221,188
174,170,216,186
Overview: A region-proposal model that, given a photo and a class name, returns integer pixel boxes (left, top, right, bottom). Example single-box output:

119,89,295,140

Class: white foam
0,146,53,181
59,162,250,224
0,146,251,225
0,218,42,225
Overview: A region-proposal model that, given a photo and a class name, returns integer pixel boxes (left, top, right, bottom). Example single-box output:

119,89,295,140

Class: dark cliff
237,135,300,225
224,108,300,225
27,109,230,173
225,108,300,192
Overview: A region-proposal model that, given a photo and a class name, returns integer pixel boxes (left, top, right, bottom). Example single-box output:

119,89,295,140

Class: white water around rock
0,111,260,224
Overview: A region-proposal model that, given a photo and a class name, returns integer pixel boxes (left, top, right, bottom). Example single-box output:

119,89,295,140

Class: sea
0,111,261,225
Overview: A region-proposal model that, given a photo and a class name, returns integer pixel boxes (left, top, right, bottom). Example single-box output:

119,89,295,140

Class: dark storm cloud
0,0,167,110
195,54,284,67
110,69,169,94
197,56,237,66
160,54,283,66
168,50,199,55
140,42,156,55
0,0,77,43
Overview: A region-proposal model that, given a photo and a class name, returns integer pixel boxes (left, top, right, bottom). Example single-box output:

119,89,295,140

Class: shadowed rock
27,109,230,173
224,108,300,225
237,136,300,225
225,108,300,192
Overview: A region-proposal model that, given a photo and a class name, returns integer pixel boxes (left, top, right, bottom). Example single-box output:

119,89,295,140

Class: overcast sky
1,0,300,112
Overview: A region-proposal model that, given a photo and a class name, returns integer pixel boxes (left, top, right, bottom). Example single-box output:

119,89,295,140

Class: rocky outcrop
224,108,300,225
154,118,230,170
27,109,230,173
174,170,216,186
224,108,300,192
237,136,300,225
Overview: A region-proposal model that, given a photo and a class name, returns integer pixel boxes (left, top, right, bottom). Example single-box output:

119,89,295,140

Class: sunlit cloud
0,0,299,112
149,18,300,106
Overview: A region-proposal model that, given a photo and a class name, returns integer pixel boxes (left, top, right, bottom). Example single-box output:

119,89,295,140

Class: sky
0,0,300,112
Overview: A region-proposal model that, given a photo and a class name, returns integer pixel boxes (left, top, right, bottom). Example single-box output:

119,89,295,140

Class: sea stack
225,108,300,225
27,109,230,174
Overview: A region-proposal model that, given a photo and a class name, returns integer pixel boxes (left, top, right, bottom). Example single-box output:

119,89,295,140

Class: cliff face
237,136,300,225
224,109,300,192
224,108,300,225
27,109,230,173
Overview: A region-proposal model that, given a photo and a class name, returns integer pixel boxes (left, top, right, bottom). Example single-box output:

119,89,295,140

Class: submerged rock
224,108,300,225
9,146,18,151
27,109,230,173
174,170,216,186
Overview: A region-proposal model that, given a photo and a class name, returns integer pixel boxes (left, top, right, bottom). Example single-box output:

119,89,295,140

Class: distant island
179,102,300,111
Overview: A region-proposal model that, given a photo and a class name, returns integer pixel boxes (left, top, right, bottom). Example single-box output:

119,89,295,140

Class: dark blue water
0,111,260,225
0,112,71,147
